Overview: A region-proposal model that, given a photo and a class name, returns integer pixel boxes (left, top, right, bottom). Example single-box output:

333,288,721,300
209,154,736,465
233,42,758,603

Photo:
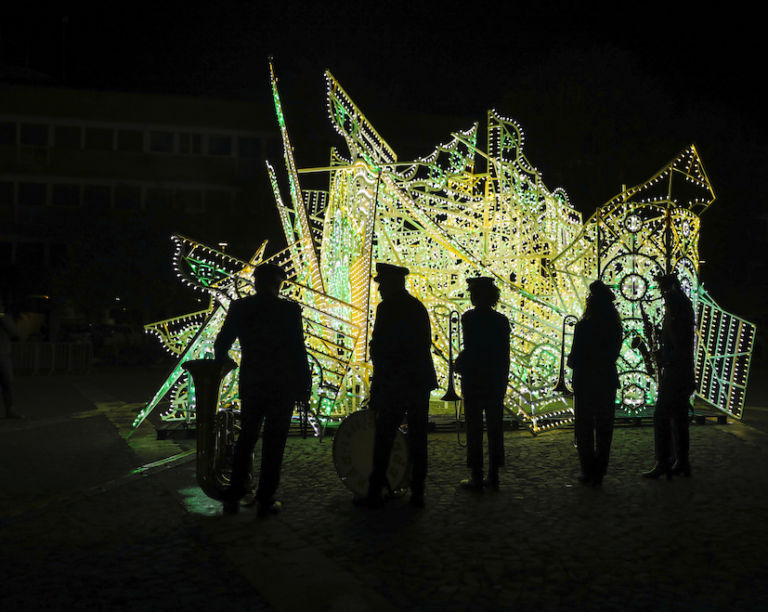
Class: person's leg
405,391,430,504
593,389,616,481
255,398,294,504
653,385,673,466
644,381,673,478
0,353,17,417
574,393,596,479
485,397,505,486
229,399,264,499
671,391,691,475
368,400,405,497
463,396,484,481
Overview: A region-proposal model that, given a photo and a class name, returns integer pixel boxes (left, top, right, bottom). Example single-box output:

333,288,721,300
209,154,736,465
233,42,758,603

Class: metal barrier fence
10,342,93,374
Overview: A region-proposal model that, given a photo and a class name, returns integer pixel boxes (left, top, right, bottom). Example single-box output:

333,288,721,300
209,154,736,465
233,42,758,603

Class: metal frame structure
132,62,754,434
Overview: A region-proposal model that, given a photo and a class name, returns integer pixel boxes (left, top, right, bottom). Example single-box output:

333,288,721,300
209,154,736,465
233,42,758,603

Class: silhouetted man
214,263,311,515
643,273,696,479
358,263,437,508
455,277,510,490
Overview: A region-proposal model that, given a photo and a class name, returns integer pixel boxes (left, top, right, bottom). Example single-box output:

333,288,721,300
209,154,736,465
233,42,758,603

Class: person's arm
566,321,583,370
213,302,240,361
290,303,311,400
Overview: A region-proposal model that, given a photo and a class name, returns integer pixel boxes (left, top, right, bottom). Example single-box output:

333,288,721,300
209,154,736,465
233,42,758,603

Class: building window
0,122,16,146
51,184,81,208
18,183,47,206
83,185,111,210
85,127,114,151
179,133,202,155
208,135,232,156
20,123,49,147
54,125,82,149
206,190,233,214
16,242,46,267
50,242,68,268
0,242,12,265
176,189,204,214
146,187,173,208
266,137,282,159
150,131,174,153
0,182,13,222
117,130,144,152
238,137,261,158
115,184,141,210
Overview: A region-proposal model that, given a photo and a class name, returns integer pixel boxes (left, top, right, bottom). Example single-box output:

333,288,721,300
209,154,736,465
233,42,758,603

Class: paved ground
2,362,768,610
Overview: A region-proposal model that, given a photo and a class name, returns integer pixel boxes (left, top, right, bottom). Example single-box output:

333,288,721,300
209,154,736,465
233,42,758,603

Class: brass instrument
181,358,241,501
634,300,662,381
553,314,578,396
440,309,465,447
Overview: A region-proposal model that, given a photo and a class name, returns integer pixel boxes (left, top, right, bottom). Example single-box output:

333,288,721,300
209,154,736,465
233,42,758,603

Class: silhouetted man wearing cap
215,263,311,515
359,262,437,508
455,277,510,490
643,273,695,479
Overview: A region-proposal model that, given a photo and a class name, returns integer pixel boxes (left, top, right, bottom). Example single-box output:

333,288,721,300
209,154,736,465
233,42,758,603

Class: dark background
2,1,764,323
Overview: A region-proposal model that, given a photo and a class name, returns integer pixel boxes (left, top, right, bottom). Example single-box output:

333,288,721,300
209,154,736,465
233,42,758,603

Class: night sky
2,2,765,318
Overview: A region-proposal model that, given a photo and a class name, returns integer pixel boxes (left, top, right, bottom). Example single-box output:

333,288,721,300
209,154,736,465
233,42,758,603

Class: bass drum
332,410,411,497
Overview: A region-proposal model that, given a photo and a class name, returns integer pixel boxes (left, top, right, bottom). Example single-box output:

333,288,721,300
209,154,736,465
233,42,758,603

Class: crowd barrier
10,342,93,374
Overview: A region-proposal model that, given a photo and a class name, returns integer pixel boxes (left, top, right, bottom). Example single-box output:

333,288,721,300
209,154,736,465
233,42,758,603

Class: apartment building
0,83,281,283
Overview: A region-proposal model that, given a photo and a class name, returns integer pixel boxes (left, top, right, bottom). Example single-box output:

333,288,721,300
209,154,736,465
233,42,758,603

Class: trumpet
440,309,465,447
553,314,578,396
441,309,462,403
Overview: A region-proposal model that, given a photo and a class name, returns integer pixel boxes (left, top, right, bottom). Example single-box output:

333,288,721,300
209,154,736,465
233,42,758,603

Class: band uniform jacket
214,293,311,401
456,309,510,399
369,292,438,399
660,289,696,394
567,315,622,393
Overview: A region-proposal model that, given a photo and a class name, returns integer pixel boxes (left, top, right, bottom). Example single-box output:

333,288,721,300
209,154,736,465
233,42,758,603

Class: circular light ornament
620,273,648,302
681,219,691,237
621,383,645,409
624,213,642,233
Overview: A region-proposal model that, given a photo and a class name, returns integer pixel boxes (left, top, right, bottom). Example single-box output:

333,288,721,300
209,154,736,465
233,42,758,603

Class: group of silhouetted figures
213,263,695,516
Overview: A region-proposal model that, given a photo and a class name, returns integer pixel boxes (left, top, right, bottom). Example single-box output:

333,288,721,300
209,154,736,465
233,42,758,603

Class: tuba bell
181,358,241,501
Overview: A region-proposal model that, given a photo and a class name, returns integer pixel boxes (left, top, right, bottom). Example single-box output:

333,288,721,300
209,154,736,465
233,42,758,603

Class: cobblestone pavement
2,366,768,610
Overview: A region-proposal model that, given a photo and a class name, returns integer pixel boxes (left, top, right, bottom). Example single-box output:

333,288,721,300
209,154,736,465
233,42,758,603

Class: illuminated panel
696,289,755,419
136,67,754,435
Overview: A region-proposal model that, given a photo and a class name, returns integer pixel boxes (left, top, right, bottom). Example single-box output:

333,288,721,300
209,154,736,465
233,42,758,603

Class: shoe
257,500,282,517
409,491,425,508
483,470,500,490
459,478,484,491
642,463,672,480
222,500,240,515
4,410,23,419
240,489,258,507
671,460,692,477
577,474,593,485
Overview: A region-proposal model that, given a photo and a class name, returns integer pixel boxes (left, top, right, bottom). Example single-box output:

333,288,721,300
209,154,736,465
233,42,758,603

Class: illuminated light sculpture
133,62,754,434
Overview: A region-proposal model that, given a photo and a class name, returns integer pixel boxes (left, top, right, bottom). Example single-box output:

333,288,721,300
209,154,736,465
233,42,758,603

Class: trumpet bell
441,388,461,402
440,382,461,402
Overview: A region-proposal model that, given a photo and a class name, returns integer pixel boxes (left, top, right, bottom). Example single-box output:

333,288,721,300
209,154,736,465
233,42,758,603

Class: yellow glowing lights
133,63,754,434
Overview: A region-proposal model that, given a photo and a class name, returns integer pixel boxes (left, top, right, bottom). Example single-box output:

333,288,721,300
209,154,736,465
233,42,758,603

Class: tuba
181,358,240,501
